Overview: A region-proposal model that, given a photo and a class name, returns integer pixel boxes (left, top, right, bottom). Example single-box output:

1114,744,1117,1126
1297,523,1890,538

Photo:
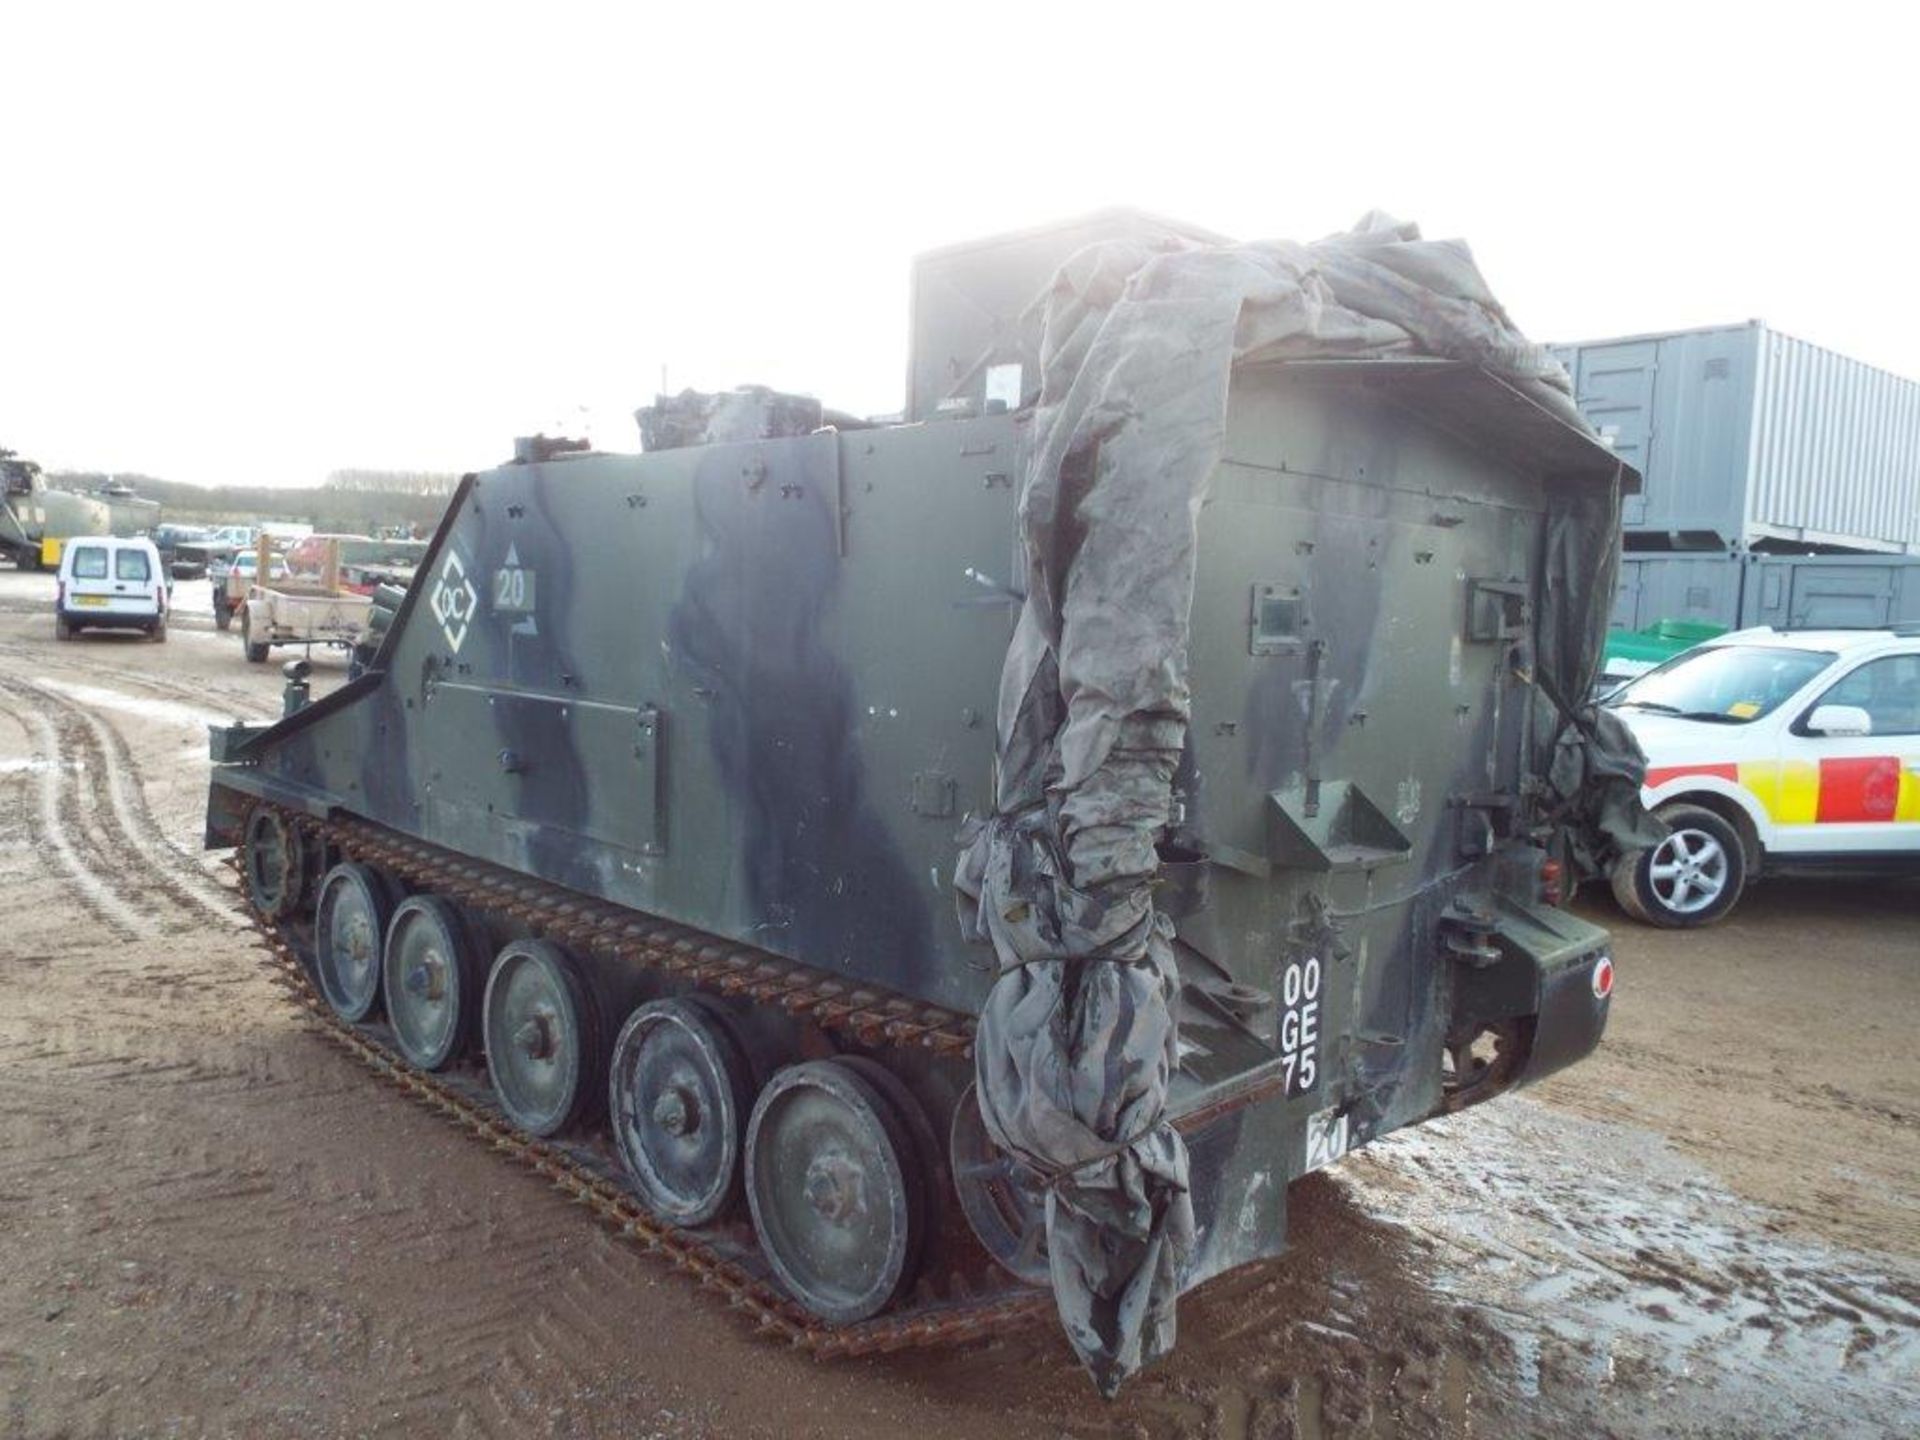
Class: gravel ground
1,565,1915,1438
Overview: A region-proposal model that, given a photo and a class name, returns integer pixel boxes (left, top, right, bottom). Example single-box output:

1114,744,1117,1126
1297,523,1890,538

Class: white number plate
1277,954,1324,1098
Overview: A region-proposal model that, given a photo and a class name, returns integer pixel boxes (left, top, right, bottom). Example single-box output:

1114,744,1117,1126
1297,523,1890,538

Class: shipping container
1553,323,1920,554
1612,550,1920,632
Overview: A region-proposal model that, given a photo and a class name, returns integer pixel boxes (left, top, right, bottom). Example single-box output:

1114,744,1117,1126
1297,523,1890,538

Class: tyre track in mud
0,674,241,936
0,686,149,940
0,663,600,1437
0,654,733,1438
0,637,282,724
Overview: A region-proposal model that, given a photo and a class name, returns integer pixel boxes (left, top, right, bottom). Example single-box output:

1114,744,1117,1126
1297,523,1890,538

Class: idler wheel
313,862,399,1022
483,939,606,1137
745,1058,928,1324
381,895,486,1071
609,997,755,1226
950,1083,1050,1285
242,807,305,920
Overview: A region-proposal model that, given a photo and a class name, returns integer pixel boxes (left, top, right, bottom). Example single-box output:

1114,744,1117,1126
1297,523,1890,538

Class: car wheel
55,615,73,641
214,602,232,632
151,618,168,643
1611,803,1748,928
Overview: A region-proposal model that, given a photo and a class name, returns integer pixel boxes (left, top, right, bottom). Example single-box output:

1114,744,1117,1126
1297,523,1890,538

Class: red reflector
1591,955,1614,1000
1540,859,1563,906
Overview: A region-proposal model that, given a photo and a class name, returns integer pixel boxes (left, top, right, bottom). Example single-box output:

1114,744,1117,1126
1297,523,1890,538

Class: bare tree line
47,469,459,533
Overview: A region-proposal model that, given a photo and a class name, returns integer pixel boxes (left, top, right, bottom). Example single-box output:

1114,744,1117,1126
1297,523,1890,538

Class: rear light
1591,954,1614,1000
1539,858,1563,907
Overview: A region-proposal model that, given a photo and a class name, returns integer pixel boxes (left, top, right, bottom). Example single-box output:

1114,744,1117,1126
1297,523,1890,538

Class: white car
55,536,170,642
1606,626,1920,925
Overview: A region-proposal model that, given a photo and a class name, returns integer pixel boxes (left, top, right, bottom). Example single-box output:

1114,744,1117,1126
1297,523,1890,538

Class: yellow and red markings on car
1645,759,1920,824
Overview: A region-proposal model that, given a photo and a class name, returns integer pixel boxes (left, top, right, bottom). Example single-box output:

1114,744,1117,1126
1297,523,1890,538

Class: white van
55,536,169,642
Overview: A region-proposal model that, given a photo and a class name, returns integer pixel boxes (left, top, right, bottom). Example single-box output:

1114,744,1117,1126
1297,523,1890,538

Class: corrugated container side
1747,328,1920,553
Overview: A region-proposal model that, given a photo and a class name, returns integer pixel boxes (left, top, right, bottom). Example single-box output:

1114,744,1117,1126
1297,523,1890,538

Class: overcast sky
4,2,1914,489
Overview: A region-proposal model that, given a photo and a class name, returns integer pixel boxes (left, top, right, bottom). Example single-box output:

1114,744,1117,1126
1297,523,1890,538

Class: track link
322,814,978,1059
237,802,1048,1360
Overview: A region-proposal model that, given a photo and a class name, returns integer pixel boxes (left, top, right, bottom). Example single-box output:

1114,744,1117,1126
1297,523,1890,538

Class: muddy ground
1,567,1915,1439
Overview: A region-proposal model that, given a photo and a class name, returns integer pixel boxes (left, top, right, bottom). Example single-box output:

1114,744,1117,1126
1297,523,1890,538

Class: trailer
235,535,373,663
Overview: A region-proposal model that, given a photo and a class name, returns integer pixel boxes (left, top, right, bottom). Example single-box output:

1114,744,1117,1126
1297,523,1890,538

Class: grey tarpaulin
954,212,1643,1394
1538,496,1667,873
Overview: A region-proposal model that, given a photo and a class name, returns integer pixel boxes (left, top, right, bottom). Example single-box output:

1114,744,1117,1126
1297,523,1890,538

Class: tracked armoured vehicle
208,211,1648,1391
2,451,161,568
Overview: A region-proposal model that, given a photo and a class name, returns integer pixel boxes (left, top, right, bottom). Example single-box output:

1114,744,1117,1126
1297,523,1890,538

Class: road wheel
214,602,232,632
314,863,400,1021
746,1058,929,1323
610,997,756,1226
242,807,307,919
55,615,72,641
242,612,270,663
151,618,168,643
1611,803,1747,928
483,940,607,1137
382,896,486,1071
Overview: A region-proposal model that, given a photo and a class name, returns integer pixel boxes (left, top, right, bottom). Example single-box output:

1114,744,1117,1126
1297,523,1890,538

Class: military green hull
209,358,1621,1333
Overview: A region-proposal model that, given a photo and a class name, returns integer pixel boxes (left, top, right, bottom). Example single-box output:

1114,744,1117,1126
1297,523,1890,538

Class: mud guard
1448,897,1612,1092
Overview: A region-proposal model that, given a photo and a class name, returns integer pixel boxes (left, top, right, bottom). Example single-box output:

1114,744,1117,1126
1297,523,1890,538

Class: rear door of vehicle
1776,647,1920,855
105,545,160,617
64,543,116,613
